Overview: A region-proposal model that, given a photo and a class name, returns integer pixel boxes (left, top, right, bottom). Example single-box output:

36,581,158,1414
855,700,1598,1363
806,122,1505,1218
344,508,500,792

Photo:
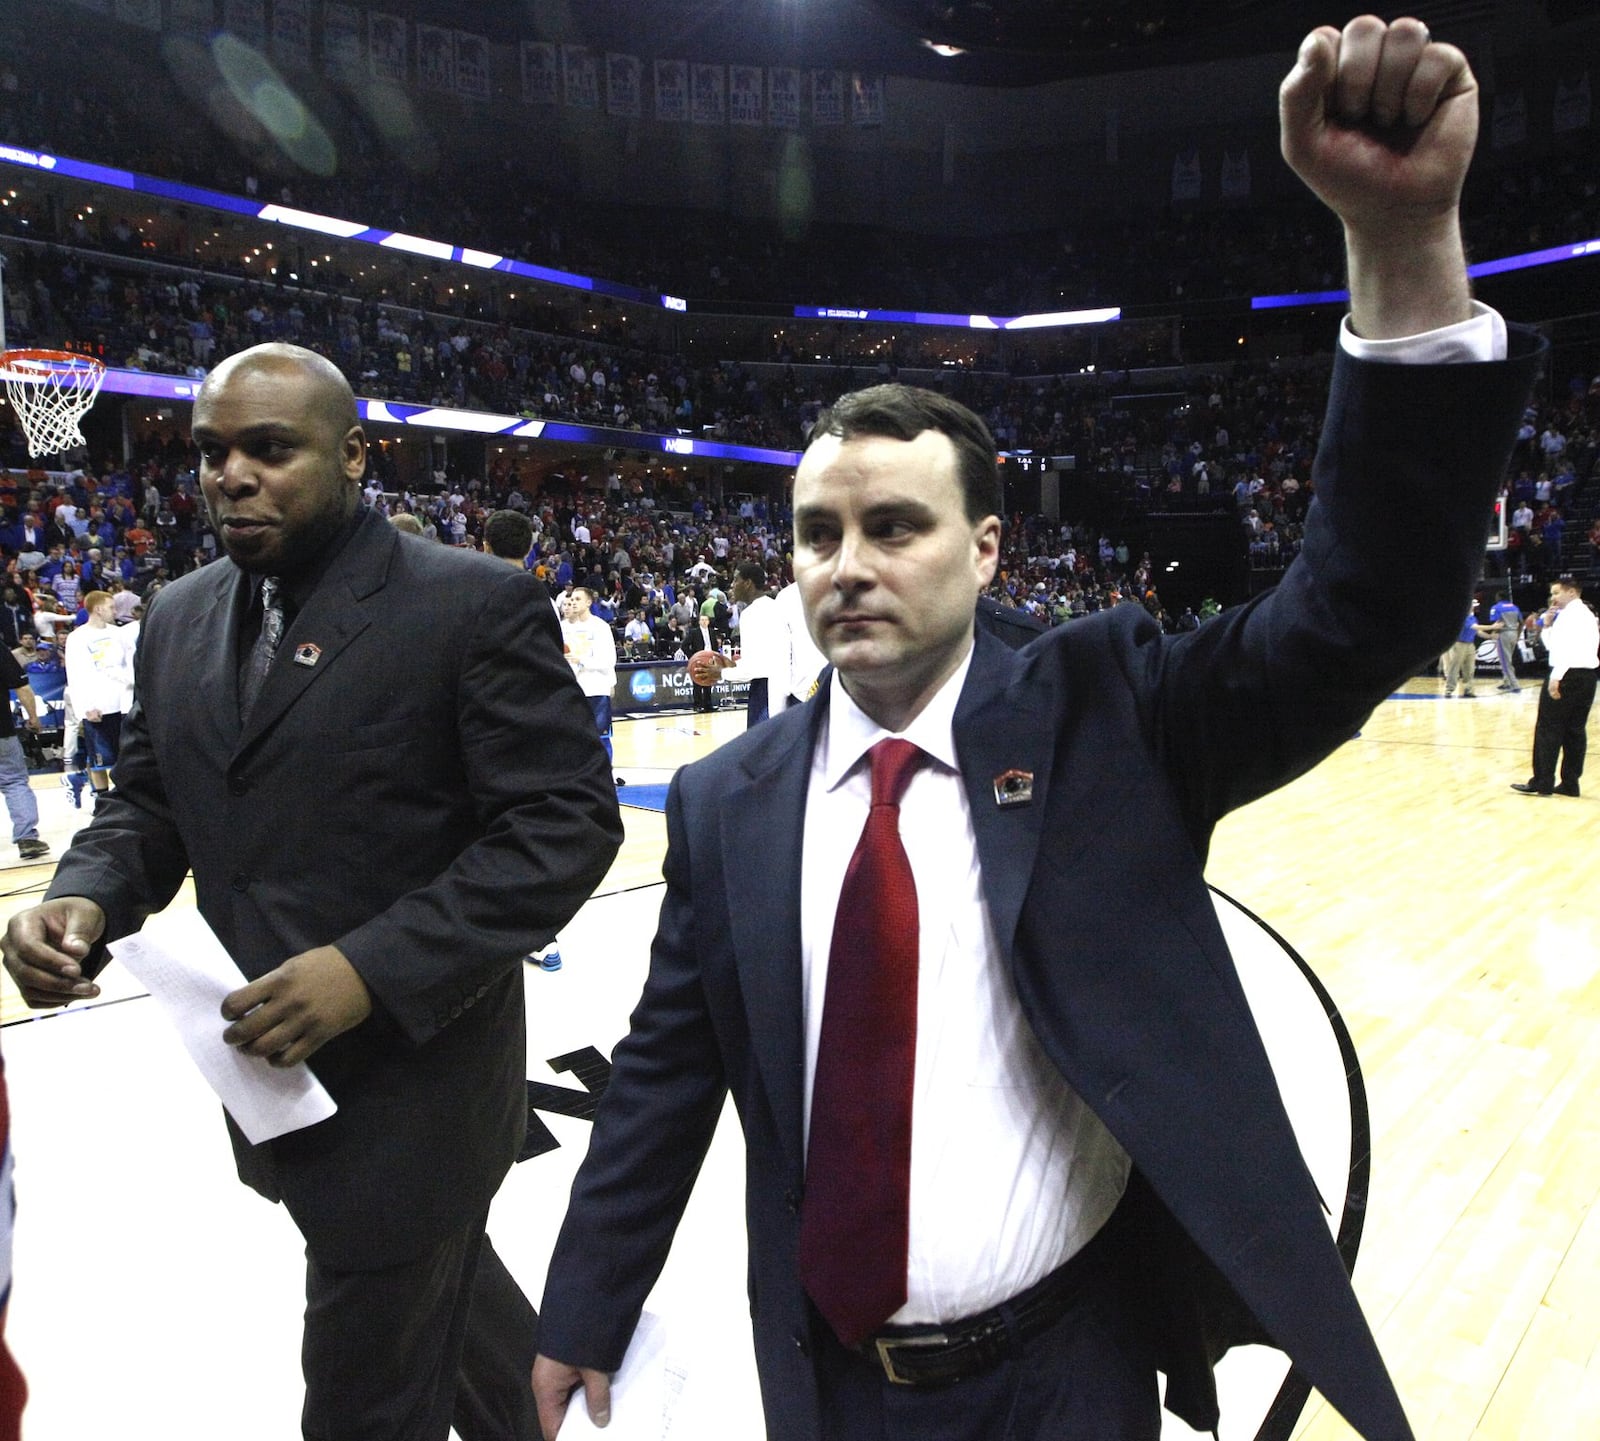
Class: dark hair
1556,574,1583,593
483,509,534,560
806,384,1001,522
734,560,766,590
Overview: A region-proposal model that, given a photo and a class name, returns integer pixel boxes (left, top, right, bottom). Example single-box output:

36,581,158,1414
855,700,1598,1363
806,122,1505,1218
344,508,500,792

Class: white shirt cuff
1338,301,1507,364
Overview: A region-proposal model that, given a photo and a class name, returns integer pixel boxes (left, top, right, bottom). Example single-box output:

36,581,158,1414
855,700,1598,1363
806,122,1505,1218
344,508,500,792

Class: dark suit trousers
1531,667,1597,788
302,1216,539,1441
810,1207,1160,1441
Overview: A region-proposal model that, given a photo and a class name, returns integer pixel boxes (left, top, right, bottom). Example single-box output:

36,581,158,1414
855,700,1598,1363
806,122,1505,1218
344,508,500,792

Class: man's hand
2,897,107,1007
1549,677,1562,700
85,708,103,723
1280,16,1477,338
221,944,372,1067
532,1355,612,1439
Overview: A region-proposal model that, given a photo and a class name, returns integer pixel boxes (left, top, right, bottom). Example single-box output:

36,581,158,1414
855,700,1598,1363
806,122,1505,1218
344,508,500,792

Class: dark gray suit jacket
49,507,623,1268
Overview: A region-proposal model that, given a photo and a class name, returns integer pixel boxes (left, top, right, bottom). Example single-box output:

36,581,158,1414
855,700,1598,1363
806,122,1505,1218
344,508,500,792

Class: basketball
688,649,722,686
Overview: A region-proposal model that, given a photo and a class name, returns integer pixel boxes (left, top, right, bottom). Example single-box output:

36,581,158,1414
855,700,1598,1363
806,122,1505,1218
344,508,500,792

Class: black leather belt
856,1213,1120,1387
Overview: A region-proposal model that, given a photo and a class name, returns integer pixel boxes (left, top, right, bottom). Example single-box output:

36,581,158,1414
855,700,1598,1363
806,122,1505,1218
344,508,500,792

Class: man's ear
342,425,368,483
974,514,1001,588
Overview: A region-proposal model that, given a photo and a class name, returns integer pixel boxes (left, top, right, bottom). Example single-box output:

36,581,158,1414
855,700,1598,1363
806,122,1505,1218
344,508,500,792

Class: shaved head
193,343,368,575
199,343,359,436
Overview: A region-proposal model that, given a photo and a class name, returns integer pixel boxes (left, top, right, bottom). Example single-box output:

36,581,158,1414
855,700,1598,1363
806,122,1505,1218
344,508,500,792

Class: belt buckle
873,1331,950,1385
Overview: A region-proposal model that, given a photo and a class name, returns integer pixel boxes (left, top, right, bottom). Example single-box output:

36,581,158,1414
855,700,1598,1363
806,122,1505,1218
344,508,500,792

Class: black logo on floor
519,1046,612,1161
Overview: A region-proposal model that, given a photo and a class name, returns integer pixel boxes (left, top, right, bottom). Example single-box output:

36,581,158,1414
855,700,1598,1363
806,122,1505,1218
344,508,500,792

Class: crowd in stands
5,348,1594,691
1,15,1598,653
7,231,1599,553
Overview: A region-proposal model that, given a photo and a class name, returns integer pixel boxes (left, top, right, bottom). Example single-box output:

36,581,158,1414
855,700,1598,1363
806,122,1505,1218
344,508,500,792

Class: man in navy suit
533,18,1542,1441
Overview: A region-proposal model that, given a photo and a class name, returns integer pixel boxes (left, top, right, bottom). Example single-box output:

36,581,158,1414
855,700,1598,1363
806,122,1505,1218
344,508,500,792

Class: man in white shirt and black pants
1512,575,1599,797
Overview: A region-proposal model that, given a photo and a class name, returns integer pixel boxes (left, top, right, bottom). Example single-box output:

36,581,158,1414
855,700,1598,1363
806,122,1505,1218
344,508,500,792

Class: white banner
271,0,311,68
1220,149,1251,199
606,53,641,120
222,0,265,46
692,64,725,126
768,67,800,129
416,22,453,92
454,32,489,101
168,0,214,36
1492,90,1526,149
563,46,598,111
321,1,360,78
1171,149,1202,201
812,70,843,126
521,41,556,105
1554,72,1591,133
850,73,883,127
367,10,406,84
655,59,688,123
729,64,763,126
114,0,161,30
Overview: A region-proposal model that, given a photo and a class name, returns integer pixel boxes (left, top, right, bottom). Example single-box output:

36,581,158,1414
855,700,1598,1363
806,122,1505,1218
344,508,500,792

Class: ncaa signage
629,671,657,703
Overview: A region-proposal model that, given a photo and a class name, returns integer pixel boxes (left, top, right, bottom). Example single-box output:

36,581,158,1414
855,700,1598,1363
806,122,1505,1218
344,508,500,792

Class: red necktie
799,738,923,1348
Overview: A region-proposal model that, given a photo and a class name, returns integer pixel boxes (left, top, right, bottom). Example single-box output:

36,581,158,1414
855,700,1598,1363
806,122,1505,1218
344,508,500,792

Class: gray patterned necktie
240,575,284,718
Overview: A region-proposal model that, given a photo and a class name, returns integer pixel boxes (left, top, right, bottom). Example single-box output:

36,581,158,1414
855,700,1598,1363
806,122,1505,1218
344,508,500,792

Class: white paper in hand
111,909,337,1144
563,1313,688,1440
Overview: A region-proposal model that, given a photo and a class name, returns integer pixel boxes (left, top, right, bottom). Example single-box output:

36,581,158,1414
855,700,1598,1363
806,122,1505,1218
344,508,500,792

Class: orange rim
0,348,106,376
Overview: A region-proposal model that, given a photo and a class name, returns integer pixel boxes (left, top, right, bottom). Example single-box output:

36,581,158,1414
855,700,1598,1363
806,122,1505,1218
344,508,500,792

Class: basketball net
0,349,106,459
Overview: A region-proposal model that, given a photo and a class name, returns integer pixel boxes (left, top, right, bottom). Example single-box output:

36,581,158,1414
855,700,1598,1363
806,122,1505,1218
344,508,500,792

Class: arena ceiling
380,1,1574,87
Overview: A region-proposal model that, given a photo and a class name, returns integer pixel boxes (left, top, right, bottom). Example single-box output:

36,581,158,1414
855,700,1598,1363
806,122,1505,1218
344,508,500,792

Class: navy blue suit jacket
540,336,1544,1440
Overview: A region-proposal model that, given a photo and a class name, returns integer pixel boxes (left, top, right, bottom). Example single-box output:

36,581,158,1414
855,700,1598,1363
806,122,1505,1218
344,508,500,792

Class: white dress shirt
1544,599,1599,682
801,651,1130,1325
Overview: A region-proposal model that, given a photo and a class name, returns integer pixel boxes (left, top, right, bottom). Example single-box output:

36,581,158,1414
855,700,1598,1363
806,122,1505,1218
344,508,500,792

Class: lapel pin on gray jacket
993,769,1033,807
293,643,322,667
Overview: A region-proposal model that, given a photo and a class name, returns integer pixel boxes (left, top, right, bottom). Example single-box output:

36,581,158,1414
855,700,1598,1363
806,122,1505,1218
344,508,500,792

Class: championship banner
271,0,311,69
1492,90,1527,149
167,0,214,36
767,67,800,129
563,45,599,111
222,0,265,46
606,53,642,120
416,23,453,92
454,32,489,101
691,63,725,126
1171,148,1203,201
521,41,557,105
654,59,688,123
850,73,884,127
812,70,844,126
1554,72,1591,133
1221,149,1251,199
113,0,161,30
367,10,406,84
729,64,763,126
320,0,360,79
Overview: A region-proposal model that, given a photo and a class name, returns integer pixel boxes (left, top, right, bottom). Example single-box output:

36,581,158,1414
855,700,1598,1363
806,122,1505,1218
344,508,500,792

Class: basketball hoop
0,349,106,459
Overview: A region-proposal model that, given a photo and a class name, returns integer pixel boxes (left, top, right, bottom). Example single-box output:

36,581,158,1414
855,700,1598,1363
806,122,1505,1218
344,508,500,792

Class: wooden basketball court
2,677,1596,1440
